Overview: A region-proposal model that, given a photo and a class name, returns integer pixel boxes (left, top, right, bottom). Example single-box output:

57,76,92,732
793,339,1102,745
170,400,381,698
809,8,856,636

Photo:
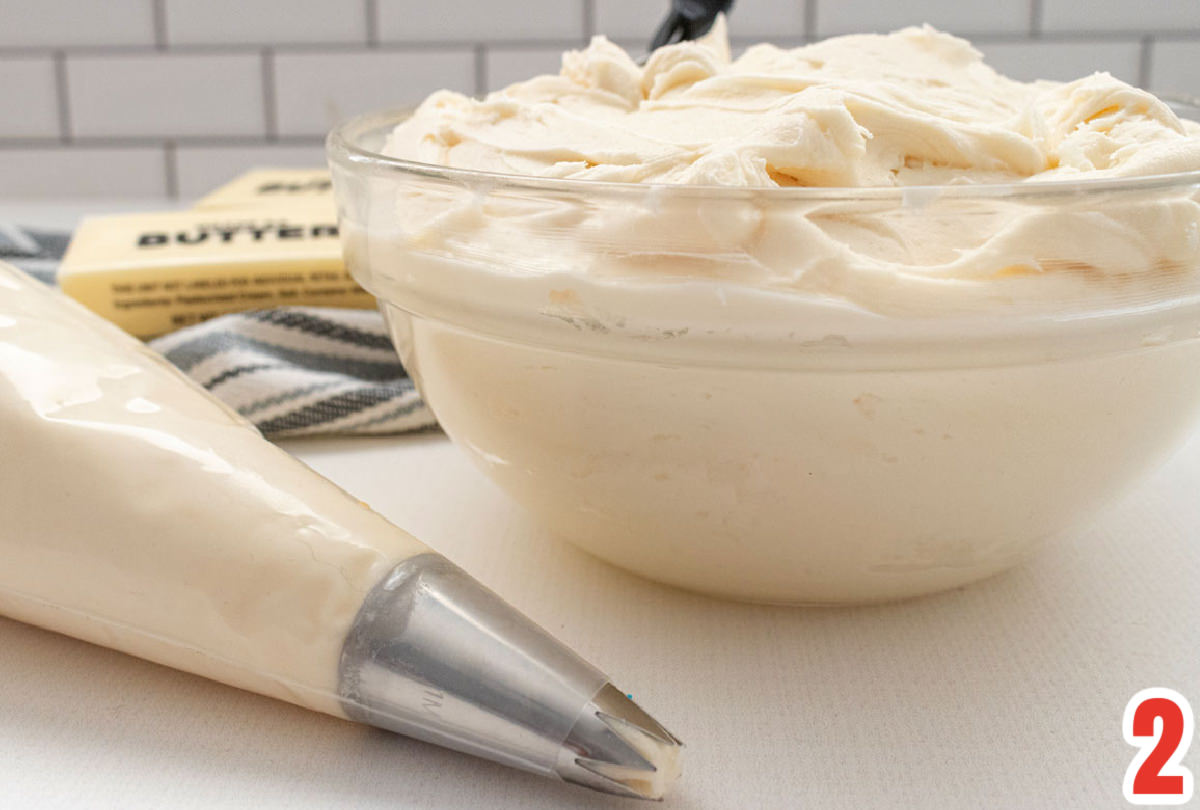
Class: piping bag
0,261,681,800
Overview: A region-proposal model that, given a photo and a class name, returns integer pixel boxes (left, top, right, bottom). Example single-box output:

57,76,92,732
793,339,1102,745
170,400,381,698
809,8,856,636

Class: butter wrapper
58,205,372,338
194,168,333,210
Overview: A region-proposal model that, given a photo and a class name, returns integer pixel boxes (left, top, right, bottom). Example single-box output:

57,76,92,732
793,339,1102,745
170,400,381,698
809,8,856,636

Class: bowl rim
327,102,1200,202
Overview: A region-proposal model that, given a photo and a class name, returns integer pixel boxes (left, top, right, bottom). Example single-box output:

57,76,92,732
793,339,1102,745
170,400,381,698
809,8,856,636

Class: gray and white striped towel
1,223,435,439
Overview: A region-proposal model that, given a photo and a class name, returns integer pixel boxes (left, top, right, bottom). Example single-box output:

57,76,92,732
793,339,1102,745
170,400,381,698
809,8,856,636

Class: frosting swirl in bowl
368,21,1200,322
328,28,1200,602
385,20,1200,188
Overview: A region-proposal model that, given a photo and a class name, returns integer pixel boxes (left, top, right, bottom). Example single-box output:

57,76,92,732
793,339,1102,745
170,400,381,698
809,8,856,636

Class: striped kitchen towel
0,222,68,286
1,223,435,439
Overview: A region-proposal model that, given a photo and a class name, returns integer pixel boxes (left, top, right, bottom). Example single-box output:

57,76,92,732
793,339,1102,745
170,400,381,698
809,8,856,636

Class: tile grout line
1138,36,1154,89
262,48,278,141
966,32,1142,43
1029,0,1043,37
0,40,603,58
365,0,379,47
582,0,594,40
0,135,326,149
0,31,1200,58
152,0,168,49
164,140,178,199
53,50,72,143
474,43,487,97
804,0,818,42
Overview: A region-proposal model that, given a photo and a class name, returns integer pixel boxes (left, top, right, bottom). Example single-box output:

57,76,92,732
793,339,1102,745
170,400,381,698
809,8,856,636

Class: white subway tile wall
0,0,156,48
0,0,1195,199
594,0,806,42
67,53,265,138
0,147,166,198
273,49,475,136
175,144,327,198
976,39,1142,85
816,0,1026,36
378,0,585,42
1151,40,1200,95
1041,0,1200,33
165,0,368,46
484,47,566,93
0,58,61,139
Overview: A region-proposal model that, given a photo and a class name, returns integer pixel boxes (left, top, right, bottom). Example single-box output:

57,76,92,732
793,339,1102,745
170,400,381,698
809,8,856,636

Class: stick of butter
194,167,333,210
58,204,373,338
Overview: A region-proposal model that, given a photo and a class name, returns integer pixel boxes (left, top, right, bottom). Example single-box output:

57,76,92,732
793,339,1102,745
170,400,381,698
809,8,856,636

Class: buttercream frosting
385,20,1200,188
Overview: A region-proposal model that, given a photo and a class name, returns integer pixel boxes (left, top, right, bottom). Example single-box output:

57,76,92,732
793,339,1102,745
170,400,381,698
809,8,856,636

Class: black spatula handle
649,0,736,51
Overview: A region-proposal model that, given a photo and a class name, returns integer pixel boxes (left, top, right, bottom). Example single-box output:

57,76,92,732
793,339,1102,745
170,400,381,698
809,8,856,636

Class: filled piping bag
0,261,681,800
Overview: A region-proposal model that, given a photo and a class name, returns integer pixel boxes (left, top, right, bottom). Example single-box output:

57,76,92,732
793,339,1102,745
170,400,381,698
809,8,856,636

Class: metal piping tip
339,554,682,800
556,683,683,801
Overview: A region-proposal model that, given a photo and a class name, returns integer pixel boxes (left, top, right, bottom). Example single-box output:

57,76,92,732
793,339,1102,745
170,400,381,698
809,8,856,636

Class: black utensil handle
649,0,735,51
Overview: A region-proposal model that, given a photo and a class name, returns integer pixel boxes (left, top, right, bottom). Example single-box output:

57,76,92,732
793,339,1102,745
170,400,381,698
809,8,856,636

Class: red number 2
1123,688,1194,805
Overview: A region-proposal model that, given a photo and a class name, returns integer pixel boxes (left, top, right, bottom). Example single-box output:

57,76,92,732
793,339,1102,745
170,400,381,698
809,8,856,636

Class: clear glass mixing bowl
329,106,1200,604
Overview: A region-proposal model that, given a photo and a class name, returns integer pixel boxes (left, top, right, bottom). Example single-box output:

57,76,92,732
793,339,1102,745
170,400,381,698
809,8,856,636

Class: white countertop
2,429,1198,809
1,201,1197,809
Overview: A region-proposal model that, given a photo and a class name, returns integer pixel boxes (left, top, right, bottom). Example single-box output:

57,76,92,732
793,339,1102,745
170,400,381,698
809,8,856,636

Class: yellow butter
58,205,373,338
193,168,333,210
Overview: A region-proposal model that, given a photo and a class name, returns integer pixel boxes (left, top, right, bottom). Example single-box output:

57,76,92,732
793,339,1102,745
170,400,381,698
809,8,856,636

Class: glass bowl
328,107,1200,604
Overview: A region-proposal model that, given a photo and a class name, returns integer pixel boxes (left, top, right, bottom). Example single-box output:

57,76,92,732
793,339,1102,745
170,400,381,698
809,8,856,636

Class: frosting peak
385,22,1200,188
